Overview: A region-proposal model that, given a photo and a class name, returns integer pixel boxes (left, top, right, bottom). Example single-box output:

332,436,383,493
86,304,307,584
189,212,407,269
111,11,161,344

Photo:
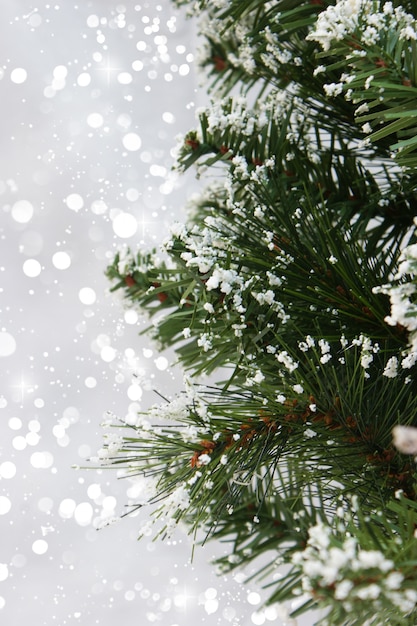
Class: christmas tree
99,1,417,623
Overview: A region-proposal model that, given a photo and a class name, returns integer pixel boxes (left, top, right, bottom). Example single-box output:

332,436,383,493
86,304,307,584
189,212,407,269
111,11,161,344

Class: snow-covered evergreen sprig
99,1,417,623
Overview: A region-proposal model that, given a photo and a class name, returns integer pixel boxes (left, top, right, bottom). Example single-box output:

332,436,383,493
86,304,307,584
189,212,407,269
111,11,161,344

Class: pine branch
98,2,417,622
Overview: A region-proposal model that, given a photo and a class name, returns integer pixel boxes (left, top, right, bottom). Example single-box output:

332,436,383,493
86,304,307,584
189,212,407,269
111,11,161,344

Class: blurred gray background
0,2,310,625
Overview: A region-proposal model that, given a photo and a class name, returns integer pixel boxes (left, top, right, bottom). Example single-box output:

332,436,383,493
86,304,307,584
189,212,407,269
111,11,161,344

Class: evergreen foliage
100,1,417,623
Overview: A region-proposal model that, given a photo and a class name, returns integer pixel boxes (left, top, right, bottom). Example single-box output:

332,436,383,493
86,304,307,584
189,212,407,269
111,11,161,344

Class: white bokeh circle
0,332,16,357
112,212,138,238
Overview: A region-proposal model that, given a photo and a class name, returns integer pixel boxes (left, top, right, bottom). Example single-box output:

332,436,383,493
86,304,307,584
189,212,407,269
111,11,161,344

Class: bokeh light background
0,2,312,625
